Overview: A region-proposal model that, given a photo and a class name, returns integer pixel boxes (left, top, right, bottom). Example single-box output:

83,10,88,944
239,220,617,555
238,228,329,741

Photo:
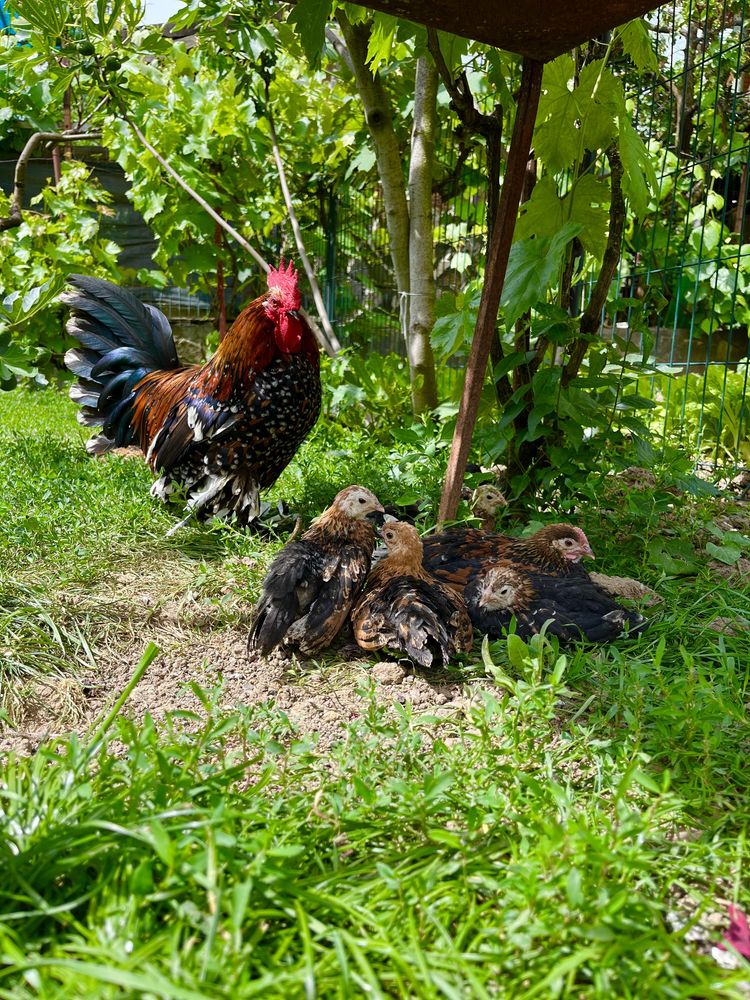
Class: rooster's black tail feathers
62,275,180,453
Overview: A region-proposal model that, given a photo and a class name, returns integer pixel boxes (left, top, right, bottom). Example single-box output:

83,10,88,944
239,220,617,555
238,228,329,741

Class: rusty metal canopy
358,0,663,62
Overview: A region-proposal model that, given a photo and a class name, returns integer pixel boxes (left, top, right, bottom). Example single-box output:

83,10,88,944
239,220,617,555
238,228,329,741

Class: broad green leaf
534,55,580,172
619,18,659,72
436,30,469,77
366,12,398,73
619,118,657,218
566,173,611,259
431,310,473,359
706,541,742,565
506,632,528,670
516,175,565,242
287,0,332,67
501,221,582,326
578,63,621,152
493,350,537,380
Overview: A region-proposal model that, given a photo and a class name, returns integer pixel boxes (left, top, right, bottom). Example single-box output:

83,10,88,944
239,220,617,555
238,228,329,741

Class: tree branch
426,27,510,406
114,103,335,355
561,146,625,387
264,81,341,355
0,131,101,231
337,11,410,297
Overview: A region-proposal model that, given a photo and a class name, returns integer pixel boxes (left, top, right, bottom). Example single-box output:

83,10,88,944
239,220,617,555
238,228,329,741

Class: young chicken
464,562,647,644
352,521,473,668
423,523,595,593
248,485,383,656
470,484,507,531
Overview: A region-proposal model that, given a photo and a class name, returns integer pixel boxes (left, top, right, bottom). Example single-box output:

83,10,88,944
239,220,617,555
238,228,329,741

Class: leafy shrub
639,364,750,463
0,161,123,368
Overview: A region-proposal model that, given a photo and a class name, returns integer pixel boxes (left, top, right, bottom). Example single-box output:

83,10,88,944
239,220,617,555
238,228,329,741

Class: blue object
1,0,14,31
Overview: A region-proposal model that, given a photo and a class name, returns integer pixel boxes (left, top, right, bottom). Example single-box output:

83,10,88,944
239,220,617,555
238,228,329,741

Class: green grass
1,387,750,996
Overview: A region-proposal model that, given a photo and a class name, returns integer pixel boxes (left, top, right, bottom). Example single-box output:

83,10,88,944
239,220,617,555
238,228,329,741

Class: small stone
371,662,406,685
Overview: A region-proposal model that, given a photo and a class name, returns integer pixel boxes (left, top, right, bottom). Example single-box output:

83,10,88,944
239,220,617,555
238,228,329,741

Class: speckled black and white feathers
248,486,383,656
352,522,473,668
464,562,647,645
62,269,321,526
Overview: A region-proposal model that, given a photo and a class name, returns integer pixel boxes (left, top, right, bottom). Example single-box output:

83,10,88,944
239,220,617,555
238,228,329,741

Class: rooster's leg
165,472,232,536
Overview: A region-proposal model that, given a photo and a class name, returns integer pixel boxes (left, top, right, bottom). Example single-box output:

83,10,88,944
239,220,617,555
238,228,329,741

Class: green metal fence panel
305,3,750,467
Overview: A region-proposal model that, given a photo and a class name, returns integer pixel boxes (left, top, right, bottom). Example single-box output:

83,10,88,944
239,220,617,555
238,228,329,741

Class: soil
0,623,478,757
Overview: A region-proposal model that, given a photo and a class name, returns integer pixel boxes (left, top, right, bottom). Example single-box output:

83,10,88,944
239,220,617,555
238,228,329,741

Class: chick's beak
366,505,387,526
582,543,595,559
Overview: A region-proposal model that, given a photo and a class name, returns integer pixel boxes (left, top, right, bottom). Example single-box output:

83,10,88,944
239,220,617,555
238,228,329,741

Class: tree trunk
336,13,439,414
337,14,410,296
407,56,439,414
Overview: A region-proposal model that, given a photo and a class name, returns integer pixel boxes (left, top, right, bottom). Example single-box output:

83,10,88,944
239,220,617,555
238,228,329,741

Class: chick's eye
564,539,573,546
358,497,366,504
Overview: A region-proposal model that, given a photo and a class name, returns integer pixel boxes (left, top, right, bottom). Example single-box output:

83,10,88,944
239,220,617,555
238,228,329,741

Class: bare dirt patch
0,566,478,753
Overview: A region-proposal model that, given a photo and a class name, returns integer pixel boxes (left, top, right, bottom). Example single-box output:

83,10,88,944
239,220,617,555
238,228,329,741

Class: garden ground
2,388,750,997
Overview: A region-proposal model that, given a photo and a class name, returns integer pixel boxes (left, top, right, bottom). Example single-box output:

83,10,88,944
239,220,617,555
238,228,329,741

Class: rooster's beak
287,309,301,320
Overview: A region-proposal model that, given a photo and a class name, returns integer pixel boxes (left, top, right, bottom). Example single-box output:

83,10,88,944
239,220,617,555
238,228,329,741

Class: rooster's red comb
267,259,301,310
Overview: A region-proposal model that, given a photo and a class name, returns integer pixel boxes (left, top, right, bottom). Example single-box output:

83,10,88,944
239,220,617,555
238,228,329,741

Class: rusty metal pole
438,56,544,523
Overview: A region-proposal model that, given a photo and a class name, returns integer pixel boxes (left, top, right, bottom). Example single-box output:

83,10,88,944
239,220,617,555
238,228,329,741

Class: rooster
422,523,594,593
352,521,473,668
248,485,383,657
465,562,647,644
62,261,320,529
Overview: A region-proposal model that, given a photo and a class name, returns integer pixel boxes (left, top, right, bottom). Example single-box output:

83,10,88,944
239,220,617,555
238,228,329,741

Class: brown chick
352,521,473,668
248,485,384,656
464,561,647,644
471,484,507,531
422,523,595,593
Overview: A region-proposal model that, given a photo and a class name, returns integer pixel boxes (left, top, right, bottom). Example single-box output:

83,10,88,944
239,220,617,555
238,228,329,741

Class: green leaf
502,221,582,326
619,19,659,72
431,304,475,360
534,55,580,172
287,0,332,67
506,632,528,670
366,12,398,73
706,541,742,565
436,30,469,77
515,175,565,242
619,119,657,218
578,63,621,152
566,867,583,906
516,174,610,259
427,827,463,848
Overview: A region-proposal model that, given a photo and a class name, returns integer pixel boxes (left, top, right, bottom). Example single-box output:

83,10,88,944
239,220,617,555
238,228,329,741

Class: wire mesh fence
617,0,750,465
299,2,750,466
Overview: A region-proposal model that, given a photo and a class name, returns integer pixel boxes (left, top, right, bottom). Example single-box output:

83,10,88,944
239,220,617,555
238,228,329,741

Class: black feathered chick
464,562,647,645
248,485,383,657
423,523,595,593
352,521,473,668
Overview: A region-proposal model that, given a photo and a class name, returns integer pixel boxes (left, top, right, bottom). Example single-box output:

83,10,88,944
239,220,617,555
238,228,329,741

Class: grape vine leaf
502,221,582,326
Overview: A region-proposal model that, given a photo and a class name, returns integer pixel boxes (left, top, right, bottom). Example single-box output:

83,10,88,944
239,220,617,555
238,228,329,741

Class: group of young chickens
248,484,647,669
